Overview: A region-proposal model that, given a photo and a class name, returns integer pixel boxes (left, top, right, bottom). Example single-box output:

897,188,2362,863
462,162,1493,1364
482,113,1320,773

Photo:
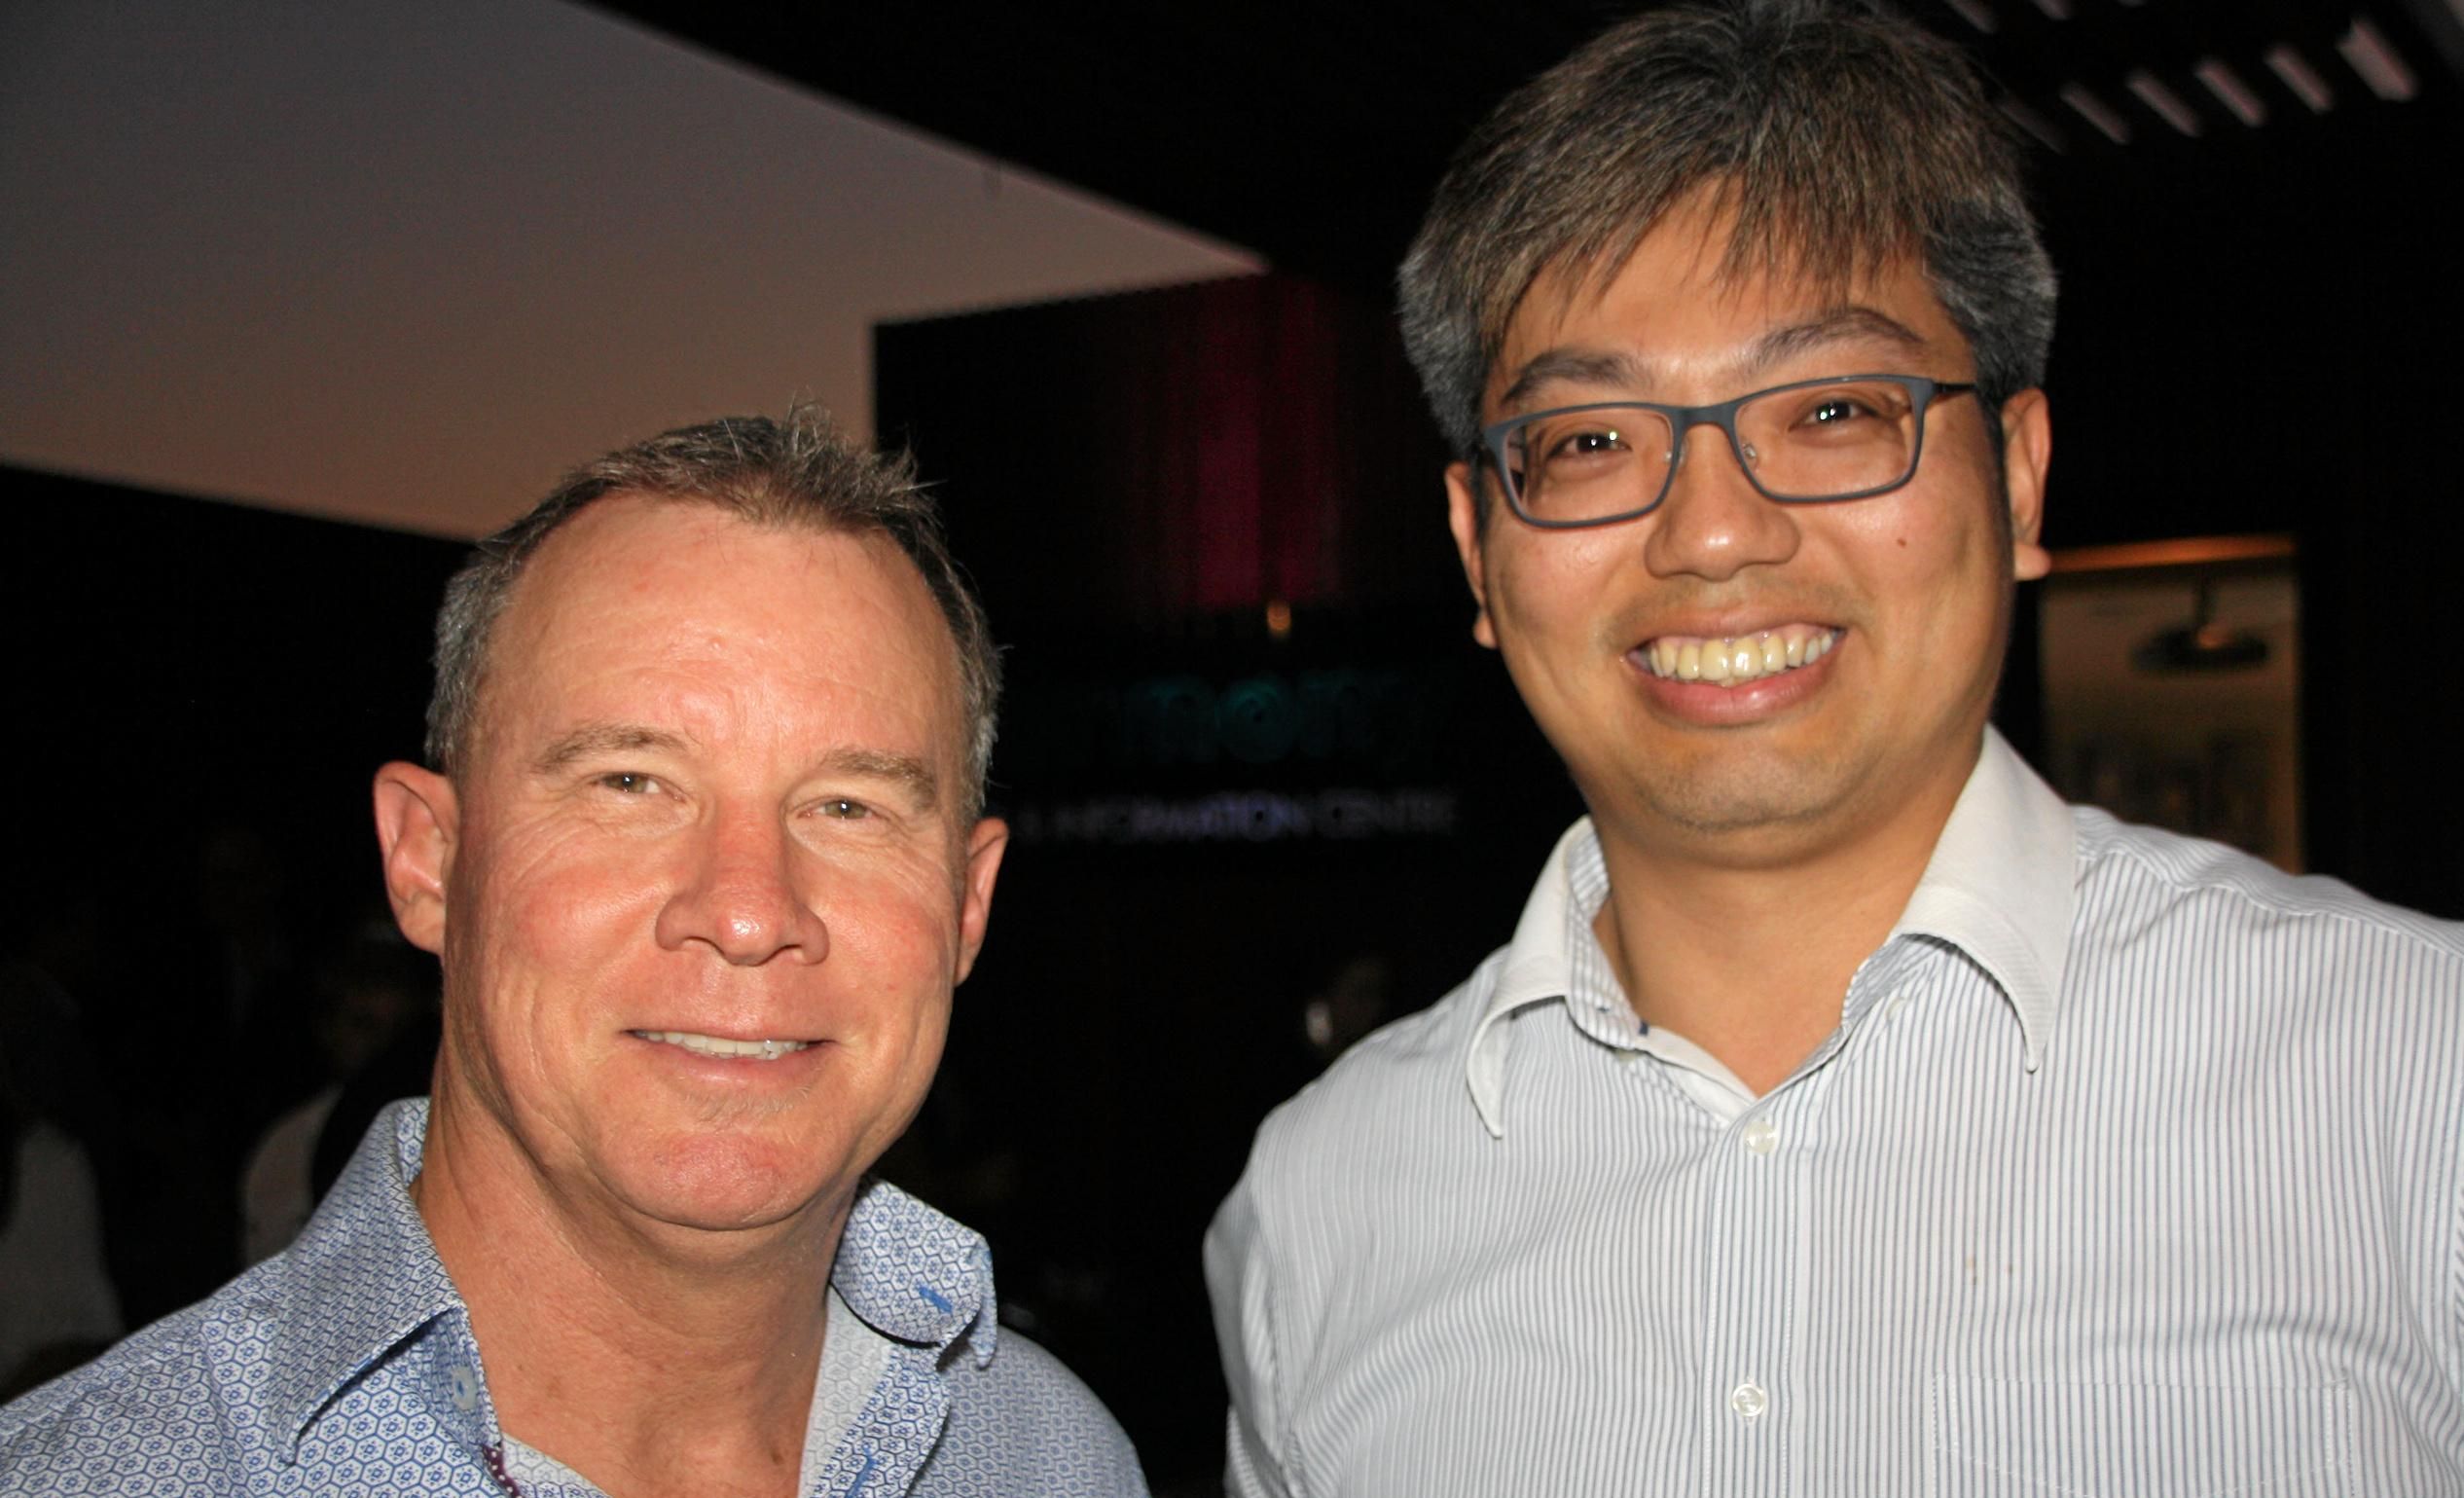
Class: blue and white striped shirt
1208,730,2464,1495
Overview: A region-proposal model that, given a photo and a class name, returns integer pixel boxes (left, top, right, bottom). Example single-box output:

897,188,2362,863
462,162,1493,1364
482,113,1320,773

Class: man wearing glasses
1207,2,2464,1492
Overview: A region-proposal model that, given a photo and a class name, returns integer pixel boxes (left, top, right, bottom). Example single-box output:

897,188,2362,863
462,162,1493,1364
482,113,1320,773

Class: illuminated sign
999,664,1463,846
1013,787,1456,846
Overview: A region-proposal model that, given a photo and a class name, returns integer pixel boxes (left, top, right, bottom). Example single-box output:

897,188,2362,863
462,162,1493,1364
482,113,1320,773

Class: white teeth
1640,628,1838,687
636,1031,813,1060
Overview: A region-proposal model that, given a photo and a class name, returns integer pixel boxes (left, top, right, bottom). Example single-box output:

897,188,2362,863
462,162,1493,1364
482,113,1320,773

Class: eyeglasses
1479,374,1977,530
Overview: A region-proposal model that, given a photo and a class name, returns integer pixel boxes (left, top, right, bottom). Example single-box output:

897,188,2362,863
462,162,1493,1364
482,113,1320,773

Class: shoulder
1238,952,1507,1195
2064,809,2464,1088
1261,956,1505,1151
1205,953,1511,1324
926,1325,1146,1496
0,1297,241,1494
2073,807,2464,971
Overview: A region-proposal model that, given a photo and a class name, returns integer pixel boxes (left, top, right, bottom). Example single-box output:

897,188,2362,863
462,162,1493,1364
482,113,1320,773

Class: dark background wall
2027,105,2463,916
3,475,465,1328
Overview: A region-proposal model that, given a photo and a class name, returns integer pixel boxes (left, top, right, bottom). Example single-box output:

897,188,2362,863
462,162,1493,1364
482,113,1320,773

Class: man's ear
952,817,1010,986
2001,387,2053,582
1445,462,1499,649
374,763,457,955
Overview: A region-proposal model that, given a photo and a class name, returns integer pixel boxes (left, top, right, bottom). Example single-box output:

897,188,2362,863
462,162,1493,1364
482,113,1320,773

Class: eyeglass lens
1504,380,1928,523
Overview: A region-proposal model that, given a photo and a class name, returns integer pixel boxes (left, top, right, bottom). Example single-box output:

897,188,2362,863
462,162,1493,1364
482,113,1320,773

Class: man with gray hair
1208,2,2463,1491
2,410,1147,1496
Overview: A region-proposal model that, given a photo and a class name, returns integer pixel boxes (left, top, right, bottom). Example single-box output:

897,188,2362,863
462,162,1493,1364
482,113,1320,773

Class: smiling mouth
1638,625,1839,687
633,1030,815,1061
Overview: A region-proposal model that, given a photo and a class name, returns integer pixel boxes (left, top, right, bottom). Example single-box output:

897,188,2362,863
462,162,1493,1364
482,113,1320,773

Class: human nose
1640,417,1801,582
653,808,829,966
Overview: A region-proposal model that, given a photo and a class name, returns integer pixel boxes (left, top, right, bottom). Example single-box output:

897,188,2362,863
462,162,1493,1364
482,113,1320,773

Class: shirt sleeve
1206,1167,1296,1498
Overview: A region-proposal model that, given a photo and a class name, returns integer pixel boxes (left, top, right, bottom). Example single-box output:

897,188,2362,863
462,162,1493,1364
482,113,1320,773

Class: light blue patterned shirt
1,1100,1147,1497
1209,730,2464,1495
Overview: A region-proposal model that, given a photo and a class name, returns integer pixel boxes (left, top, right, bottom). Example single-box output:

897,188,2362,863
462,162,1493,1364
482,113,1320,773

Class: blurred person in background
0,984,121,1400
238,917,438,1264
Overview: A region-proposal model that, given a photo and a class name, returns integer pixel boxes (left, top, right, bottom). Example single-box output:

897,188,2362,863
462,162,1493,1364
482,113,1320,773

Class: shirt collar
1466,819,1601,1138
830,1178,999,1370
1891,726,2078,1073
263,1100,1005,1458
265,1098,468,1456
1463,728,2078,1135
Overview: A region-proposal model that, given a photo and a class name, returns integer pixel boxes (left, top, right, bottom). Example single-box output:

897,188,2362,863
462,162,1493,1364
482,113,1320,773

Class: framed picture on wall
2036,535,2303,874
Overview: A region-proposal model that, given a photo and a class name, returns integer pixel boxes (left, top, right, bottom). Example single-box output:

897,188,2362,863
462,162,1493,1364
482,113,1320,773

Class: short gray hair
426,408,1001,821
1398,0,2055,457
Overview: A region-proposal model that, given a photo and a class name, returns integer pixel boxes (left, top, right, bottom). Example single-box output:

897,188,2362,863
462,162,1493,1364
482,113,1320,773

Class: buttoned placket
1598,939,1934,1496
423,1313,522,1497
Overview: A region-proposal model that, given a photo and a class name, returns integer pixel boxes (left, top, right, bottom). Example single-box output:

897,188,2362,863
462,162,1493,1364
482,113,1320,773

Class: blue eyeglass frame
1477,373,1978,530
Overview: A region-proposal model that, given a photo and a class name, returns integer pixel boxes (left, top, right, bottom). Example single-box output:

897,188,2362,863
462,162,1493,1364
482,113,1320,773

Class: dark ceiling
594,0,2463,304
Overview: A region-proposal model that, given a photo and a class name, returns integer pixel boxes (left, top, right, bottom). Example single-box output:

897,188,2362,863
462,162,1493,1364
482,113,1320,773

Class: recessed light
2059,83,2132,143
1997,94,2066,152
2125,71,2203,135
2265,45,2335,113
2193,58,2267,127
1942,0,1998,33
2338,18,2417,101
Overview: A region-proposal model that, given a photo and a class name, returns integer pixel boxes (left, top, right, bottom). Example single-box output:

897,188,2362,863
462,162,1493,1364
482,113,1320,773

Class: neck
1589,743,1977,1097
415,1097,844,1498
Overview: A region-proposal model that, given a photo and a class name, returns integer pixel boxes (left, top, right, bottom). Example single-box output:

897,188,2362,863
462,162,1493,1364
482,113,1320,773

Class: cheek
475,807,666,928
823,880,964,1070
1835,486,1997,598
824,872,963,1002
1483,530,1628,639
446,823,660,1039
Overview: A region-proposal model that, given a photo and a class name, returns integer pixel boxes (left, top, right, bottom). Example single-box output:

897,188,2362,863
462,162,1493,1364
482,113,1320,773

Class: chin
1626,752,1850,838
1650,795,1838,852
622,1132,855,1234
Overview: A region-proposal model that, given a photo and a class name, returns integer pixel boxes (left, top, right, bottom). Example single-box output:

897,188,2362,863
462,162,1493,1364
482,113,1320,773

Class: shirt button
448,1365,480,1412
1729,1379,1769,1420
1740,1117,1778,1155
1887,991,1912,1019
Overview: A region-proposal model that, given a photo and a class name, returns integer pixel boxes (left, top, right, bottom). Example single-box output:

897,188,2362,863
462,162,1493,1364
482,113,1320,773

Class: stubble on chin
1623,741,1856,844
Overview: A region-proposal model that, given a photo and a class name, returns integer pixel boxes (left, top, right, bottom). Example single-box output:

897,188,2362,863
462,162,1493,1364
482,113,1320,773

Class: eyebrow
1498,348,1652,411
819,748,941,812
532,726,942,810
1737,307,1927,379
1496,306,1931,412
531,722,694,775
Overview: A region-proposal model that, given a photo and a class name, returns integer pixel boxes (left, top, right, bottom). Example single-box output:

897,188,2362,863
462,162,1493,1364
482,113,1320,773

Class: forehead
479,496,962,757
1492,198,1965,405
